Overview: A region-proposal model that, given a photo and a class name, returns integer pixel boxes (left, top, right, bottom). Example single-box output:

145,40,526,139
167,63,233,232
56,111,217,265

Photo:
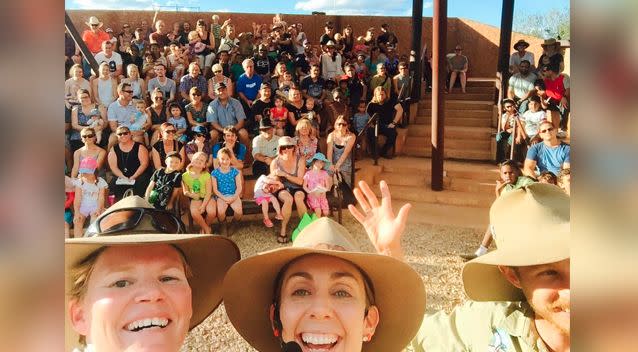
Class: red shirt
544,75,566,102
82,30,110,54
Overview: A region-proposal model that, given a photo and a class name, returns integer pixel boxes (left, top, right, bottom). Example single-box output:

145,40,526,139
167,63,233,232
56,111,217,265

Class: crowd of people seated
64,13,415,239
463,37,571,260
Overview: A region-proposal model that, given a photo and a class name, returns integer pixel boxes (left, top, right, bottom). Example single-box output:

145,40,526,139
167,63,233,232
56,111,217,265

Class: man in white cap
350,182,570,351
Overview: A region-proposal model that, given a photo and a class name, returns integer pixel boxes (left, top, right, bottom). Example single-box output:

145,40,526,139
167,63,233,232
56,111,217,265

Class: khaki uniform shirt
407,301,551,352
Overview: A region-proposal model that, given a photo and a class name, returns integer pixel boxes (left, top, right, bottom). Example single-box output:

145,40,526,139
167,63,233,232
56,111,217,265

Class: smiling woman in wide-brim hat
223,217,426,352
65,196,240,352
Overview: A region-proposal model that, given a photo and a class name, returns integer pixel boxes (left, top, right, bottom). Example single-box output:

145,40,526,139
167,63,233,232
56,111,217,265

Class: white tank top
97,78,114,106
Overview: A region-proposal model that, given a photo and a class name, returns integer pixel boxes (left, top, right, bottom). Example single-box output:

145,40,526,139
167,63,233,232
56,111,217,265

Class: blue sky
66,0,569,28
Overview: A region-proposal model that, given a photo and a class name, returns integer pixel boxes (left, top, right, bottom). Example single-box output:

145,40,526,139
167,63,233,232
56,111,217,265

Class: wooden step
404,137,491,151
423,86,495,94
423,93,494,101
465,79,497,87
413,116,491,127
406,125,494,139
374,171,428,187
418,100,493,111
397,201,489,230
402,146,493,161
445,177,497,194
373,184,494,208
417,109,493,119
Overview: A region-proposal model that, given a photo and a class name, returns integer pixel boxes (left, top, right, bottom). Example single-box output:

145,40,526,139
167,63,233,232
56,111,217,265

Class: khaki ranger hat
223,217,426,352
463,183,570,301
65,196,241,351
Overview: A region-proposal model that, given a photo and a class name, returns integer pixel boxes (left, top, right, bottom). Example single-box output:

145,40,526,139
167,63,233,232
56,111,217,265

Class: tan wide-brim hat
463,183,570,301
277,135,296,153
65,223,240,349
541,38,559,47
86,16,103,28
223,218,426,352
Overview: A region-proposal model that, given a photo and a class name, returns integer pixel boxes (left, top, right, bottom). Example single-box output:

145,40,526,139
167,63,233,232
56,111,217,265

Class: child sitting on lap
254,173,284,228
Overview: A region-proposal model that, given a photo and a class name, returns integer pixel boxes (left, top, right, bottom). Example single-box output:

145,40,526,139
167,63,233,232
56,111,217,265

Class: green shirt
503,176,536,194
408,301,551,352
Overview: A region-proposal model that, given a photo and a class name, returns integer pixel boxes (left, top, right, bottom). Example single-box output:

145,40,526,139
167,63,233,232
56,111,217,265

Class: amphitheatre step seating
357,157,499,220
406,79,496,162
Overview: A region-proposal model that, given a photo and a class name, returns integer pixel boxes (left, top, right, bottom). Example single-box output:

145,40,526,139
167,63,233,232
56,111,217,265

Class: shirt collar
503,302,550,352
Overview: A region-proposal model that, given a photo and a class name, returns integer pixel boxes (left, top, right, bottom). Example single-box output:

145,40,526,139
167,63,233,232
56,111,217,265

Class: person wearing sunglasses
151,122,186,171
327,115,355,187
185,125,213,168
106,82,138,152
523,120,570,178
271,136,308,243
71,127,107,180
66,195,240,352
185,86,209,129
107,126,151,200
207,63,233,101
447,44,468,93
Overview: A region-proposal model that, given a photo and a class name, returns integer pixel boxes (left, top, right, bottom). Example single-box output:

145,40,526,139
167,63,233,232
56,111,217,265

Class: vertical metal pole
497,0,515,98
431,0,447,191
411,0,423,102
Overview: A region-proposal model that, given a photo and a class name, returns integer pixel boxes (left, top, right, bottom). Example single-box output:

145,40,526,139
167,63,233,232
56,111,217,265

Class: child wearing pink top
303,153,332,217
254,174,284,228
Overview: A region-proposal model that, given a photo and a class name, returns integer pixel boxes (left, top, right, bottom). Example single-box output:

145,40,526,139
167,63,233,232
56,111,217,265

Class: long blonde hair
370,86,386,104
295,118,316,138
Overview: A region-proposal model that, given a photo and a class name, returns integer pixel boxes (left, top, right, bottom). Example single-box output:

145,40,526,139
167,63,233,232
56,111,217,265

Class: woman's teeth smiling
126,317,169,332
300,333,338,351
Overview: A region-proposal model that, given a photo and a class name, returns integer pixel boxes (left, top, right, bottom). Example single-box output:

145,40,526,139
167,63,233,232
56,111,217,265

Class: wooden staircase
403,80,497,161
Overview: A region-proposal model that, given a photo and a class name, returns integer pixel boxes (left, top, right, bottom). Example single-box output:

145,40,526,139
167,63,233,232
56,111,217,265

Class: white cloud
294,0,418,16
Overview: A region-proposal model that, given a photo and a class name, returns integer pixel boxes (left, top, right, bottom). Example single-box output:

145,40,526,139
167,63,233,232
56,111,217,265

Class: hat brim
223,247,426,352
65,234,240,351
462,232,569,301
513,41,530,49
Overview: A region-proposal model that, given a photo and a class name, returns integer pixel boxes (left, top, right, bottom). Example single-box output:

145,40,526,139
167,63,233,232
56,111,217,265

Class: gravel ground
181,214,483,351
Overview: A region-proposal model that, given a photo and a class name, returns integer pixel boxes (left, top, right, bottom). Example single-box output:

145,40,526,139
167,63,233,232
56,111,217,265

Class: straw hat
223,218,426,352
541,38,559,47
462,183,570,301
86,16,103,28
65,197,241,351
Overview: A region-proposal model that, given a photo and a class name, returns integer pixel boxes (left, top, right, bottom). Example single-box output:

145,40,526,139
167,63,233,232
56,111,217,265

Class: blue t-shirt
526,142,570,176
353,112,371,134
236,73,262,101
212,142,247,162
168,116,188,130
211,167,239,196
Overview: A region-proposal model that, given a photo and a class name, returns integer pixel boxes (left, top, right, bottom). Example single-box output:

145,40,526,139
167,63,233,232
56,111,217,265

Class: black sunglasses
81,134,95,138
540,127,554,133
84,207,186,237
337,122,347,126
164,129,177,134
195,133,205,137
117,131,130,136
123,90,134,94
